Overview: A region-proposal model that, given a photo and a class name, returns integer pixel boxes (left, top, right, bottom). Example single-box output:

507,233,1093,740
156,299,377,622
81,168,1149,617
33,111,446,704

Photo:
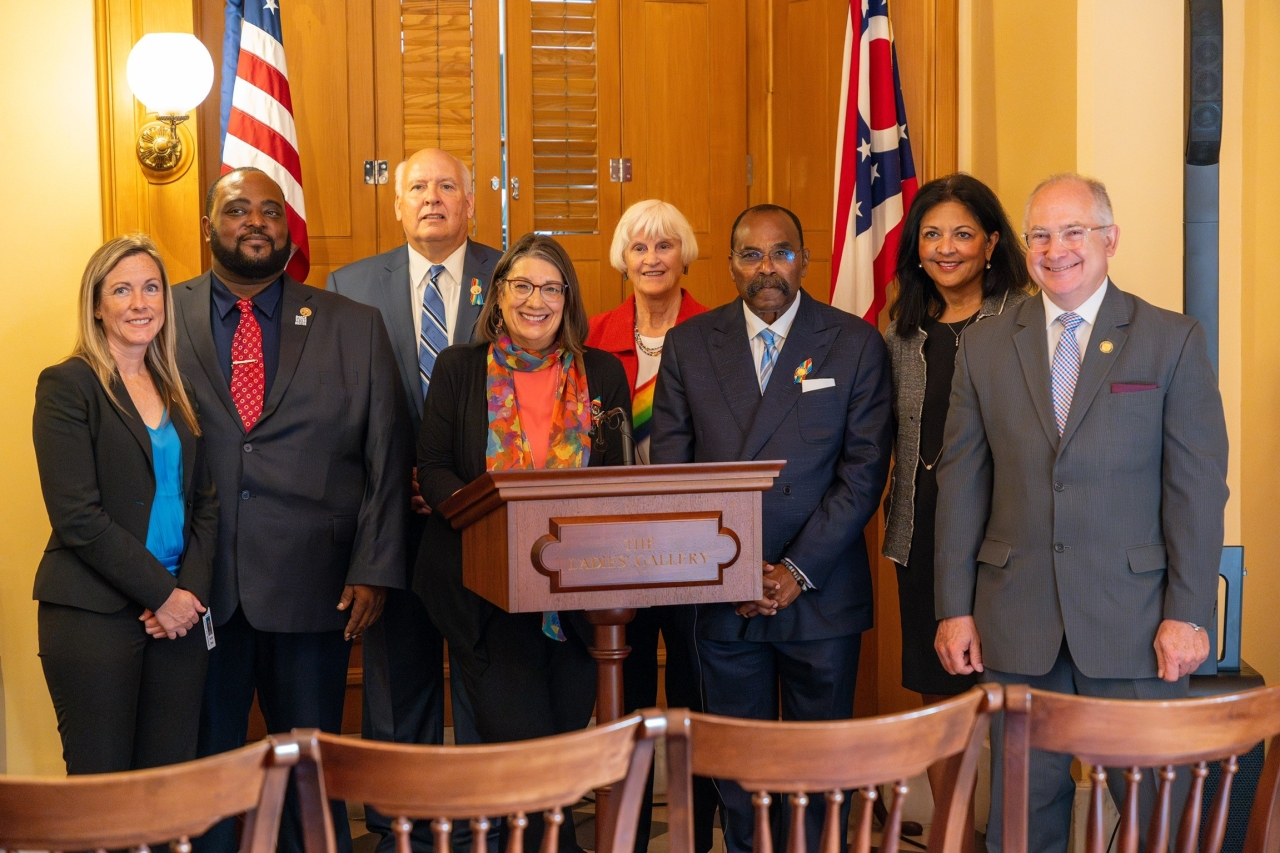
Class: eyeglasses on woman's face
504,277,568,302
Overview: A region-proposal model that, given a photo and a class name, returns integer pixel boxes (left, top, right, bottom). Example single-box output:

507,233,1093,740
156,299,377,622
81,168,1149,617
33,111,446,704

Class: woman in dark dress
882,174,1031,830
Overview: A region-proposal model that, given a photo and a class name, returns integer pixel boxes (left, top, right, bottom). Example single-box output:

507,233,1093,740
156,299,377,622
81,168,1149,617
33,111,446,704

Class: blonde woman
33,234,218,774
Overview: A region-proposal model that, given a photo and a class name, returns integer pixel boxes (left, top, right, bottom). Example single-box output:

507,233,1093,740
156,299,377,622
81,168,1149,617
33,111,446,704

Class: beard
211,230,293,280
746,273,791,299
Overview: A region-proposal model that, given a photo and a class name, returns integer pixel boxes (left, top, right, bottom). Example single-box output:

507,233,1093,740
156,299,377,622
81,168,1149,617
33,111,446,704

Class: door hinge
364,160,389,185
609,158,632,182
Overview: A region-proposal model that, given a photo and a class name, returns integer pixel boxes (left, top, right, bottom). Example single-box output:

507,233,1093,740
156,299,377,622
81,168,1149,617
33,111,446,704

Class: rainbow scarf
485,335,592,471
631,374,656,445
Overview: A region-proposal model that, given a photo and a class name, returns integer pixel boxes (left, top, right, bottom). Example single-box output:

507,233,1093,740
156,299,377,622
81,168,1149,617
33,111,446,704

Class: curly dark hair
890,173,1030,336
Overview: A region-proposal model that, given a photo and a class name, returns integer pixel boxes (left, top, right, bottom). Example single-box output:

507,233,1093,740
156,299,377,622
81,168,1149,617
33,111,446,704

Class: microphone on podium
591,405,636,466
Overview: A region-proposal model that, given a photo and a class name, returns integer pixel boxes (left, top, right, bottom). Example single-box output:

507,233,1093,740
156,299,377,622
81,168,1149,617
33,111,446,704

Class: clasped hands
140,583,387,642
736,561,802,618
934,615,1210,683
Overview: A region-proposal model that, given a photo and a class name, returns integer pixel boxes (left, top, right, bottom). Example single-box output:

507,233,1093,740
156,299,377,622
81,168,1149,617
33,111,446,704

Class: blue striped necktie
758,328,780,391
1050,312,1084,435
418,264,449,398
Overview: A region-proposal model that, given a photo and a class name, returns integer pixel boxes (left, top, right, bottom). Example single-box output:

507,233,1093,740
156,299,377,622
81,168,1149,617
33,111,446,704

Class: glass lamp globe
126,33,214,116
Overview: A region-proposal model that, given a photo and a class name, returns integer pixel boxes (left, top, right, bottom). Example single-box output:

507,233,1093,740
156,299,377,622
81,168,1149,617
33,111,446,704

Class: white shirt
408,241,468,345
743,295,802,392
1044,277,1110,361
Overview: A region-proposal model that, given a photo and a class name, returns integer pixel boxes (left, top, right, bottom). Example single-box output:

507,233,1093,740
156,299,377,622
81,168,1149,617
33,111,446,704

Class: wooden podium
437,460,783,852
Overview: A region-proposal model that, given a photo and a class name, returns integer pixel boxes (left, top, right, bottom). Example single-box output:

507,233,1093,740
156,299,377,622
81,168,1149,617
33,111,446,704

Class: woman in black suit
33,234,218,774
416,233,630,850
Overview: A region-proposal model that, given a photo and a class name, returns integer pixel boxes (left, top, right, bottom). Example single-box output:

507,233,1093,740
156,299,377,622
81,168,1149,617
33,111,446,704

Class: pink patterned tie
230,299,265,431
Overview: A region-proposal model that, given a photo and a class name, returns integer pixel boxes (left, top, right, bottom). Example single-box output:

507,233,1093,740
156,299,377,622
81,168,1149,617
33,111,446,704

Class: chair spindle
1174,762,1209,853
539,808,562,853
752,791,773,853
786,793,809,853
817,790,844,853
1202,755,1238,853
393,816,414,853
508,812,529,853
432,818,453,853
1144,766,1176,853
472,817,490,853
1117,767,1143,853
851,787,876,853
880,780,908,853
1087,765,1108,853
175,835,192,853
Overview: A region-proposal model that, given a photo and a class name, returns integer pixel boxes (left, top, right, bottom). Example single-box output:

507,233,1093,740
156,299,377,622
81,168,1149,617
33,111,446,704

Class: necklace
942,312,978,343
634,322,663,356
920,444,945,471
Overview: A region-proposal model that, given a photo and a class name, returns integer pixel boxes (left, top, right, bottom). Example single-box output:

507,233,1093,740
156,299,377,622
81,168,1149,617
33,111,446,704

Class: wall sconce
126,33,214,180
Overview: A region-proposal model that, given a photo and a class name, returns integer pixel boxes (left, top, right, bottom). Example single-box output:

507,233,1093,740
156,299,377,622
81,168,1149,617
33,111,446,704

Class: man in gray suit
934,173,1229,853
326,148,499,853
177,168,410,853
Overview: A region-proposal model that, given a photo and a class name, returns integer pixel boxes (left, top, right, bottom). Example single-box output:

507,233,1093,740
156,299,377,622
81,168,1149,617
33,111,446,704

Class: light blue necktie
418,264,449,398
758,328,780,391
1050,312,1084,435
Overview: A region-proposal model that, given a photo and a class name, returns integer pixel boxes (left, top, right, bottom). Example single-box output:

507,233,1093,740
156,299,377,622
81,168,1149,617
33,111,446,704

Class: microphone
591,405,636,466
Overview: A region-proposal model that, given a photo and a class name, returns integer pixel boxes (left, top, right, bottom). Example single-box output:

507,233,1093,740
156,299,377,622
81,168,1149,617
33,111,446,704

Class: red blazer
586,290,709,393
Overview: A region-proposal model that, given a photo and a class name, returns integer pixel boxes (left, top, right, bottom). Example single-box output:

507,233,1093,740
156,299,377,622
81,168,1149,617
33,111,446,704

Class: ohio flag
830,0,917,322
219,0,310,282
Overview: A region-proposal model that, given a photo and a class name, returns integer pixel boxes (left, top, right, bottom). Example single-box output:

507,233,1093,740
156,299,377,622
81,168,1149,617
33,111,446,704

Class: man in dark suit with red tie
173,168,410,853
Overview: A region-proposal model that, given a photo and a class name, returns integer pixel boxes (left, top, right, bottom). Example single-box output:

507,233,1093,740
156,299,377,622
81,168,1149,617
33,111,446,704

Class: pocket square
1111,383,1158,393
801,378,835,392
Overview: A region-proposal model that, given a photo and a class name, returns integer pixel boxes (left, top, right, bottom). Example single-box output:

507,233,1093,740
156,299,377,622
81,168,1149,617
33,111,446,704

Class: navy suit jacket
173,273,411,632
326,240,502,432
650,292,893,642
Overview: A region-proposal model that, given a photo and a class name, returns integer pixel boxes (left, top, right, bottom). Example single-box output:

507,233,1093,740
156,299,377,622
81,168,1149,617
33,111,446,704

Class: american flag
219,0,310,282
830,0,917,322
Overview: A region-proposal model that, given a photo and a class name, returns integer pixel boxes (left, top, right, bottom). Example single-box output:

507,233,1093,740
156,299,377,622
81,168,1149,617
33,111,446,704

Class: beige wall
0,0,103,773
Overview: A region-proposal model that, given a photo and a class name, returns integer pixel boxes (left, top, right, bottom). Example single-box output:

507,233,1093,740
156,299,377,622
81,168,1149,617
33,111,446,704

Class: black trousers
622,605,717,853
448,610,597,853
38,601,208,774
194,608,352,853
362,588,487,853
697,633,863,853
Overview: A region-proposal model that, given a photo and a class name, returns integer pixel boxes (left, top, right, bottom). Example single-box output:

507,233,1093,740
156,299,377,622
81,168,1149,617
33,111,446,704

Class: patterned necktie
418,264,449,398
230,298,266,431
758,328,780,391
1050,311,1085,435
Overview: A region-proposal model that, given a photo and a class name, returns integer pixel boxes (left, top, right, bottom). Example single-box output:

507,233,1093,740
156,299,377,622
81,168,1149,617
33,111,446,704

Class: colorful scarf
485,335,592,642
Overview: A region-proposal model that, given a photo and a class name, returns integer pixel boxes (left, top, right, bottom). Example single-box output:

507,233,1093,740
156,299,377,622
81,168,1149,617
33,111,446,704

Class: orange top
512,366,559,469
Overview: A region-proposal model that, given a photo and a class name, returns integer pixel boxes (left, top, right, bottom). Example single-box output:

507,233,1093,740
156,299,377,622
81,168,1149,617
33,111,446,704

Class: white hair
1024,172,1115,230
608,199,700,272
394,150,473,201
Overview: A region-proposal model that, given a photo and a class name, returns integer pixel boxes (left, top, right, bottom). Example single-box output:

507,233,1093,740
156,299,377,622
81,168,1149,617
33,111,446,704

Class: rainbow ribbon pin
793,358,813,384
469,277,484,306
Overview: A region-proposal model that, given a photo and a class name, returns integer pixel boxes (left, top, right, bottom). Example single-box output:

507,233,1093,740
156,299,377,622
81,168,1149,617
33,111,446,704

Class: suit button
240,490,251,501
1054,542,1065,553
783,485,792,495
243,443,253,453
1054,481,1064,491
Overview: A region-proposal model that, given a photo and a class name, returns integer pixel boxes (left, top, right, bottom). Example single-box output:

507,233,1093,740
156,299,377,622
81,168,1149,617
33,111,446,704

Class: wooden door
619,0,748,309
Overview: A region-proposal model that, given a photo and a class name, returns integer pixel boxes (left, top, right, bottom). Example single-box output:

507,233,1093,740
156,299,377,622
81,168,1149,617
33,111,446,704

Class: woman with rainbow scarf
414,232,631,853
586,200,712,853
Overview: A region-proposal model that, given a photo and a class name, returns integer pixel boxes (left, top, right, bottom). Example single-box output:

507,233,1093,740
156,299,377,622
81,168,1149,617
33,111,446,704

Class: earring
986,261,992,269
683,265,689,274
918,262,923,268
622,272,628,281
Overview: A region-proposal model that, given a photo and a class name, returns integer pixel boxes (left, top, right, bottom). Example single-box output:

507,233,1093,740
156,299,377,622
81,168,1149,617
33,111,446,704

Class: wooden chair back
663,684,1002,853
0,735,302,853
289,709,665,853
1002,683,1280,853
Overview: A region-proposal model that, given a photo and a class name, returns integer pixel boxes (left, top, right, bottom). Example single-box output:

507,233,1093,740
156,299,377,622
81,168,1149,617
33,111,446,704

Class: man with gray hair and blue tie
933,173,1229,853
327,148,500,853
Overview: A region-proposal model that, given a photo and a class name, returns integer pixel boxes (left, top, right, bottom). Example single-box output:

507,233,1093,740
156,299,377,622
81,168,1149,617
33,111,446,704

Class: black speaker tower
1185,0,1223,371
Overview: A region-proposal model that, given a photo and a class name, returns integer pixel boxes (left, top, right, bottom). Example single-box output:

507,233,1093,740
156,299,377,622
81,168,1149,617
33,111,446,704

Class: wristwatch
781,558,814,592
1186,621,1205,632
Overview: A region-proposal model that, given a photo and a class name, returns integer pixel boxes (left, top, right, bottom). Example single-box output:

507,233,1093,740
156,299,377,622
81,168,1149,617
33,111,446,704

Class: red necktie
231,298,265,431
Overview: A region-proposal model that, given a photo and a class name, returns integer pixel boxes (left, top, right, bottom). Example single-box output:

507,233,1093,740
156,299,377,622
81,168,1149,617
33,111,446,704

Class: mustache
746,275,790,297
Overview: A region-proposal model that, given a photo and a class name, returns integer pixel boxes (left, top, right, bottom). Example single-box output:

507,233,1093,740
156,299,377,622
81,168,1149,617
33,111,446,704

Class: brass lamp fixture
126,33,214,179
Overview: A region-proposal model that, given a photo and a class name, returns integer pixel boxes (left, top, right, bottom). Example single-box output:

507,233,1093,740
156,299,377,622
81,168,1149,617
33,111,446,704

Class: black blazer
650,292,894,642
173,273,412,632
414,341,631,650
32,357,218,614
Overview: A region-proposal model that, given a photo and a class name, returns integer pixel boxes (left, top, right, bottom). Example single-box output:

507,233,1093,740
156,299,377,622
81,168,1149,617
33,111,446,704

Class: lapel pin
793,358,813,384
470,278,484,306
295,306,312,326
1099,340,1114,353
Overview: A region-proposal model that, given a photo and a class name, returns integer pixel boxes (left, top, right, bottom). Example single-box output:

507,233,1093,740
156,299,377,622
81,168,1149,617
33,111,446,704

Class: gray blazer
173,273,411,632
326,240,502,431
934,282,1228,679
881,289,1030,565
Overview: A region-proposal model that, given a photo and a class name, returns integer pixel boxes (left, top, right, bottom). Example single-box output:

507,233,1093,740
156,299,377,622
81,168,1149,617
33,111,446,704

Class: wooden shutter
531,0,601,235
402,0,478,176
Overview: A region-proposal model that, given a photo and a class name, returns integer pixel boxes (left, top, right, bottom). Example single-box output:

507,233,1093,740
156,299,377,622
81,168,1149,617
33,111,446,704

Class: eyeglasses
1022,225,1112,251
732,248,798,267
504,278,568,301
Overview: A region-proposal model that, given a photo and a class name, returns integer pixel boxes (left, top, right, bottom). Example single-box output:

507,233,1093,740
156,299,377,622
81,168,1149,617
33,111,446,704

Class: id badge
202,609,216,650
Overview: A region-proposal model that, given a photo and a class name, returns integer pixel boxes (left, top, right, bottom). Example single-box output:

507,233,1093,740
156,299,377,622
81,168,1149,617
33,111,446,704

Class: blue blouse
145,416,185,575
